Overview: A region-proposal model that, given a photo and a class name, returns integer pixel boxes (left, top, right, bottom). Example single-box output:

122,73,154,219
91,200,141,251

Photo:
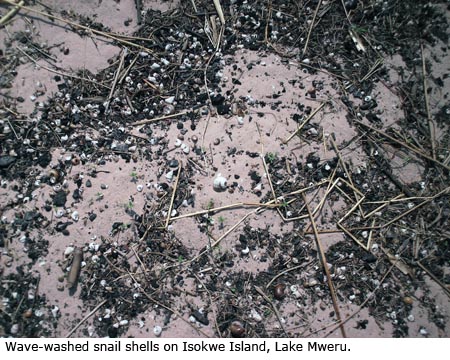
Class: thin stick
323,263,395,337
283,102,326,143
66,299,107,337
189,210,254,264
165,162,182,228
266,261,314,289
132,110,188,126
170,201,280,221
212,0,225,25
303,192,346,337
254,285,288,336
0,0,24,26
2,0,154,53
104,48,127,114
16,46,110,89
354,119,450,171
416,261,450,298
420,43,436,160
302,0,322,55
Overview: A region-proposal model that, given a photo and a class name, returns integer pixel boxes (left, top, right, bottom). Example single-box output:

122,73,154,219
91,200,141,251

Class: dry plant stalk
421,43,437,160
2,0,154,53
254,285,288,336
302,193,347,337
354,119,450,171
302,0,323,55
66,299,107,338
0,0,24,26
283,102,327,143
104,48,127,114
165,162,182,228
132,110,188,126
213,0,225,25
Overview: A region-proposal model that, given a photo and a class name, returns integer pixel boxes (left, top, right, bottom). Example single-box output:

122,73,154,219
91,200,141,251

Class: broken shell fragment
181,143,190,154
71,211,79,222
213,175,227,192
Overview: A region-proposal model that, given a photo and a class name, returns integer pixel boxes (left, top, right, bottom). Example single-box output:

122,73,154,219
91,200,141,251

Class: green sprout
266,152,277,163
207,199,215,210
130,171,138,183
126,200,134,210
218,215,226,230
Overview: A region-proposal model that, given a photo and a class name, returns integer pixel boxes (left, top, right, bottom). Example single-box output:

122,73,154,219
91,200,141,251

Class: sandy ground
1,0,449,338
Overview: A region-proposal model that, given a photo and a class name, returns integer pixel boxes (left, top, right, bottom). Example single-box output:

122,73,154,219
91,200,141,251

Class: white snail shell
213,174,227,192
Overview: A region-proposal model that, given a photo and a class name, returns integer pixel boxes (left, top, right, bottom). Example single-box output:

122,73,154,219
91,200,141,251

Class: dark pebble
52,191,67,207
73,188,82,200
273,284,286,300
85,179,92,187
177,122,184,130
115,143,129,152
192,310,209,325
0,156,16,168
168,159,179,168
55,222,72,232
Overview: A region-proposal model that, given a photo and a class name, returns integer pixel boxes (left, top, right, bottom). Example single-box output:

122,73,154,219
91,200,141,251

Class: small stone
213,138,220,146
100,184,108,190
85,179,92,187
53,191,67,207
165,96,175,104
191,310,209,325
403,296,414,305
407,314,415,322
0,156,16,168
273,284,286,300
168,159,179,168
23,309,33,319
136,184,144,192
229,321,245,338
305,278,318,287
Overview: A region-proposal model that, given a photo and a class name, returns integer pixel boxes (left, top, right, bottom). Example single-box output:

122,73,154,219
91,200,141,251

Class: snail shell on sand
229,321,245,337
213,174,227,192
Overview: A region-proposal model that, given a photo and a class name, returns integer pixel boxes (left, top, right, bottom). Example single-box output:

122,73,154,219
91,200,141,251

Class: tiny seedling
126,200,134,210
130,171,138,183
266,152,277,163
218,215,226,229
206,198,215,210
95,192,104,201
